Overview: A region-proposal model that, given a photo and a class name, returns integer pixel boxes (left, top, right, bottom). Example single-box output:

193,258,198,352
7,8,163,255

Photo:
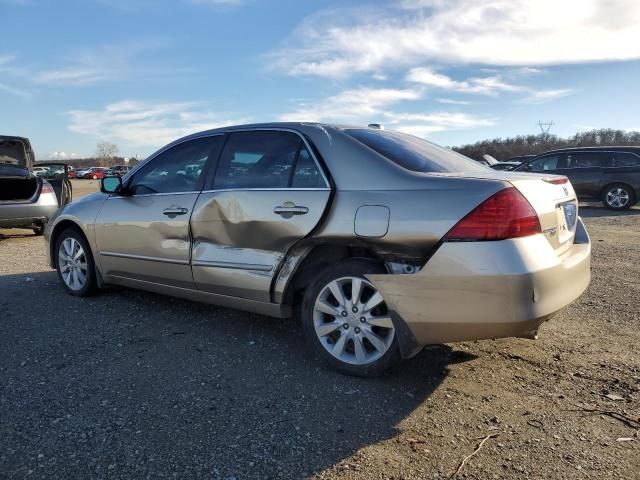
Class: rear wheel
54,228,97,296
301,259,400,377
602,183,635,210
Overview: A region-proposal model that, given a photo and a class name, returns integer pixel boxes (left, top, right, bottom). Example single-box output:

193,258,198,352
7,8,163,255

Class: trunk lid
0,136,33,171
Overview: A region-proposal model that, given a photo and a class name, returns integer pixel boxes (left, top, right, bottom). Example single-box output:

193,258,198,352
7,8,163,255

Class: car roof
534,146,640,156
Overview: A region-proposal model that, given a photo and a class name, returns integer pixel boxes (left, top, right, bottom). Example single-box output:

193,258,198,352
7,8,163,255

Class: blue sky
1,0,640,159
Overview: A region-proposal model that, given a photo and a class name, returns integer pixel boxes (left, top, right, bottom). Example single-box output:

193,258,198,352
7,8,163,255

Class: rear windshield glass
345,128,487,173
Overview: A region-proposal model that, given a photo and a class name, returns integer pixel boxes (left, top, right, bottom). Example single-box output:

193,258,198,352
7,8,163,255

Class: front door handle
274,204,309,218
163,207,189,218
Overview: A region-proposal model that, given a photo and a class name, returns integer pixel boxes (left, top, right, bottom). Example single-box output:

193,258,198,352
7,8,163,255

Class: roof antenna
368,123,384,130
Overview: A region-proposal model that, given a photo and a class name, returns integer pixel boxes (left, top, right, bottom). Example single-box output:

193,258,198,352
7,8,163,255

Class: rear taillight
444,187,541,242
41,181,54,194
543,176,568,185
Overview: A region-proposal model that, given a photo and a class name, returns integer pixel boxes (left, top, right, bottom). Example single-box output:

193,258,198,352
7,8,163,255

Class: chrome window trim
100,251,190,265
122,128,330,195
199,187,330,194
106,187,331,199
191,259,273,272
106,191,200,200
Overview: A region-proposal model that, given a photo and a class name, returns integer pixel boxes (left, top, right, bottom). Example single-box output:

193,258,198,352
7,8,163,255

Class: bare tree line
453,128,640,162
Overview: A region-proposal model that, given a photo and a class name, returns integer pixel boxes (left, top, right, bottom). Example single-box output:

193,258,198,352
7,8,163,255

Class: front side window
213,131,321,189
567,152,609,168
128,136,221,194
612,152,640,167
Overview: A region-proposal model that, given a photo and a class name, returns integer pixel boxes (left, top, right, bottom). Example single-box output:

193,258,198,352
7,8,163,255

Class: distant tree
128,157,140,167
453,128,640,162
95,141,119,166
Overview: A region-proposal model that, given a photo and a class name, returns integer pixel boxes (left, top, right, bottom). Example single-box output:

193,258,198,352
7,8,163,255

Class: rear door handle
274,205,309,217
163,207,189,217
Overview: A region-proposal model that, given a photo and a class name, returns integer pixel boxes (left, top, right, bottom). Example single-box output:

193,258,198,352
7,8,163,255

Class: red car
79,167,107,180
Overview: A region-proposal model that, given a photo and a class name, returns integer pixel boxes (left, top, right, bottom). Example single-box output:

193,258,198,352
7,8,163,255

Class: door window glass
128,136,221,194
291,147,325,188
528,155,562,171
567,152,608,168
612,152,640,167
213,131,301,189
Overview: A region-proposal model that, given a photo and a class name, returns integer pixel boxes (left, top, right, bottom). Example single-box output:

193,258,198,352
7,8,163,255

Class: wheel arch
50,219,89,269
279,243,386,308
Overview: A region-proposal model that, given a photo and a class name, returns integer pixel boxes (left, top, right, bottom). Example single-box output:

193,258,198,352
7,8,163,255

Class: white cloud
407,68,574,103
271,0,640,79
192,0,245,4
278,87,492,138
406,68,521,96
68,100,247,147
34,39,188,86
0,82,30,97
279,87,423,123
382,111,495,137
0,55,31,97
436,98,471,105
521,88,575,104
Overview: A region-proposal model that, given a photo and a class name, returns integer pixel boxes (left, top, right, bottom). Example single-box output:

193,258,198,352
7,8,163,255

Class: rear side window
345,129,486,173
291,148,325,188
612,152,640,167
567,152,609,168
212,130,326,189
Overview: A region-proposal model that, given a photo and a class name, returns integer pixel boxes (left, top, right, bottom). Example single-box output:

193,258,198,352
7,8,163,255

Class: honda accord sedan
44,123,591,376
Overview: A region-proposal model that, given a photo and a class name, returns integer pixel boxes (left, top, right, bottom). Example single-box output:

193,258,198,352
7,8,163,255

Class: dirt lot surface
1,186,638,479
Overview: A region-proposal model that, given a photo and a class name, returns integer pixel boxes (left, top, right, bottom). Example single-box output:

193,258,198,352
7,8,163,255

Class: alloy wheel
58,237,88,291
606,187,630,209
312,276,395,365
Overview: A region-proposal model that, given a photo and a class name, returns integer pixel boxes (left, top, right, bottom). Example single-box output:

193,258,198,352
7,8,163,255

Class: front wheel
602,184,635,210
55,228,97,296
301,259,401,377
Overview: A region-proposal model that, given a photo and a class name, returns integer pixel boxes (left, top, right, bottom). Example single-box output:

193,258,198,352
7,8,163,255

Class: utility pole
537,121,554,141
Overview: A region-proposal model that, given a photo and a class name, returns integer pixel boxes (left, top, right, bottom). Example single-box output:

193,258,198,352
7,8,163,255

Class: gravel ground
0,195,638,479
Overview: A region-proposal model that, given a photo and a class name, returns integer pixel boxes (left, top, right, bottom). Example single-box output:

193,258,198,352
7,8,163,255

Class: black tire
300,259,401,377
602,183,636,210
54,228,98,297
32,223,45,236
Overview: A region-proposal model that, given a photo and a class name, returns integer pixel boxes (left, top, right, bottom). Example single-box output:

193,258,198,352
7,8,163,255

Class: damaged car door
94,135,224,288
190,129,331,302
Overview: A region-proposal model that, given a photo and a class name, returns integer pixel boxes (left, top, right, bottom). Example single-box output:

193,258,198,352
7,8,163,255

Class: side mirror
101,176,123,194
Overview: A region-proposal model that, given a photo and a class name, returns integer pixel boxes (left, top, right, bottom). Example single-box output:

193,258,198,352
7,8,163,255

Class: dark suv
515,147,640,210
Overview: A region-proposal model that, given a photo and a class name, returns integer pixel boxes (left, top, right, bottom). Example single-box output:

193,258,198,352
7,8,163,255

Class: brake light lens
444,187,541,241
41,181,54,194
543,176,568,185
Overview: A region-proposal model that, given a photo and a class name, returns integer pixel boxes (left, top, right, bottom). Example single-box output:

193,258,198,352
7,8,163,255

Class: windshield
345,128,488,173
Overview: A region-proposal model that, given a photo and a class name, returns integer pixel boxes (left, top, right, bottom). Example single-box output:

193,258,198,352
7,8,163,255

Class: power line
537,121,554,135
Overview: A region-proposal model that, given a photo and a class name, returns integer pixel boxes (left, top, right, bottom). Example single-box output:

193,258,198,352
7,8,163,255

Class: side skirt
107,275,292,319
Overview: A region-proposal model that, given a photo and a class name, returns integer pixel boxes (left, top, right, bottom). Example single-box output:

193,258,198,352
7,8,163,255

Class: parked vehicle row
514,147,640,210
0,136,71,235
74,165,131,179
44,123,591,376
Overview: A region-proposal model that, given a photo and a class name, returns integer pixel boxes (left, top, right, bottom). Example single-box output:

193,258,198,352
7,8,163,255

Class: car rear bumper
0,193,59,228
367,217,591,346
